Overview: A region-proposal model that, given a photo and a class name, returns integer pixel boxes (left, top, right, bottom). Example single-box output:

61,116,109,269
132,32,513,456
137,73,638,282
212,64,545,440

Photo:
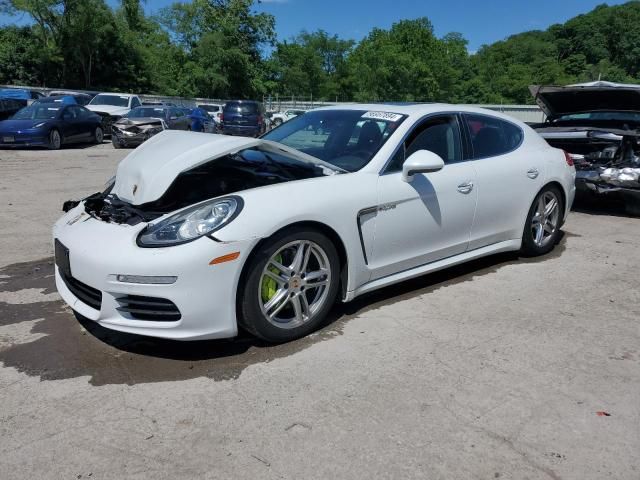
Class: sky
2,0,630,52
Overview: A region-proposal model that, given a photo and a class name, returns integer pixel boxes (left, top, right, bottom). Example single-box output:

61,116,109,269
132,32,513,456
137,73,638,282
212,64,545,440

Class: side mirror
402,150,445,183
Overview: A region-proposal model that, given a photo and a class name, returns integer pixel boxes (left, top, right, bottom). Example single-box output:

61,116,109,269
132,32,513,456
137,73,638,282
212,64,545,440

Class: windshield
12,105,61,120
554,111,640,122
262,109,406,171
127,107,167,119
89,94,130,107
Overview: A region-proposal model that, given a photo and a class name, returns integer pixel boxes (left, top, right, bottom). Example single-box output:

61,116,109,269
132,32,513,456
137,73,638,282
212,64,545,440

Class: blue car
34,95,78,105
188,108,215,133
0,103,104,149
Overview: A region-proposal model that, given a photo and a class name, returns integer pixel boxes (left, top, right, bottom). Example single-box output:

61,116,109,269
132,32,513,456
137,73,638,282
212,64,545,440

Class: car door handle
457,181,474,194
527,168,539,179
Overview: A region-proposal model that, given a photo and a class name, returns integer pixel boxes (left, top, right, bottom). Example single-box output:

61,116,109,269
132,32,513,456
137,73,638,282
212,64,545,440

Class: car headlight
137,196,242,247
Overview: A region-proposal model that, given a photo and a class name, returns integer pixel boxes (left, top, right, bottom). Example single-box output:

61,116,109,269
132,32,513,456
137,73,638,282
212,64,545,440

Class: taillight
219,113,223,122
257,115,263,125
563,150,574,167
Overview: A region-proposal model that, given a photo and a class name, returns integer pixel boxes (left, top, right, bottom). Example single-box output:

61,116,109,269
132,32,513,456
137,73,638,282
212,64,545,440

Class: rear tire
520,185,564,256
48,129,61,150
238,227,340,343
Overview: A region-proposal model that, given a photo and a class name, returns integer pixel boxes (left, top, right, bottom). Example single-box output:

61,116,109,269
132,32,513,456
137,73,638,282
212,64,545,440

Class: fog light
116,275,177,285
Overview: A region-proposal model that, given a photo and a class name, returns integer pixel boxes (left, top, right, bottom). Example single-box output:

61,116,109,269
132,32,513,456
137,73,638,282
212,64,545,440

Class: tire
237,227,341,343
48,129,61,150
273,118,283,127
93,126,104,144
111,138,122,149
520,185,564,256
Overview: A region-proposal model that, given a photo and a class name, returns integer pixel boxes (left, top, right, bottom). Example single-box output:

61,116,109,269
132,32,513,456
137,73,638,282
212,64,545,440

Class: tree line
0,0,639,104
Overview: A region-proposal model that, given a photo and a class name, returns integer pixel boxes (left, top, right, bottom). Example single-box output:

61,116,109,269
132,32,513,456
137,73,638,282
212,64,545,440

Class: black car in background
221,100,266,137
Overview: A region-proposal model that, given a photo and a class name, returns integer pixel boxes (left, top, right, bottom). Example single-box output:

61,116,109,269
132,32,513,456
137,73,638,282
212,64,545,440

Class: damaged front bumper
53,204,258,340
112,123,164,147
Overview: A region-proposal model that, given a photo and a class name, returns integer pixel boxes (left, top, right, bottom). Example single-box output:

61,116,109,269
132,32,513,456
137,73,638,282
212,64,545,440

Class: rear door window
464,114,523,159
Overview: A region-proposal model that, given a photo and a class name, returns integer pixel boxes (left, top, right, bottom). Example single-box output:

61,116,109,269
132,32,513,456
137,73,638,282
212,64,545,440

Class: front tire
48,129,61,150
521,185,564,256
93,126,104,144
111,138,122,149
238,228,340,343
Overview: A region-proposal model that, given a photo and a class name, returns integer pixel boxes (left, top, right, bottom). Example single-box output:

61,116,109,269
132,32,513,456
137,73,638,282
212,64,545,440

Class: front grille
116,295,181,322
97,113,116,131
61,273,102,311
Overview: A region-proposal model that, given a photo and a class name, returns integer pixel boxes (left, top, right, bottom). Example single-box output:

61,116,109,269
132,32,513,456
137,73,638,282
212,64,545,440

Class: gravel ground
0,143,638,479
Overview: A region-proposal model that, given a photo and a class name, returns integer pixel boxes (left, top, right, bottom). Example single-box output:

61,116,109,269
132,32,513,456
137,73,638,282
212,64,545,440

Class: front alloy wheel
94,126,104,144
238,228,340,342
48,129,61,150
259,240,332,329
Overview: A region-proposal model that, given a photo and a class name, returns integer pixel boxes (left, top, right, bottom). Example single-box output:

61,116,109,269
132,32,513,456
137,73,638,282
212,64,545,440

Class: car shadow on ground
571,192,637,218
0,234,569,385
80,235,567,361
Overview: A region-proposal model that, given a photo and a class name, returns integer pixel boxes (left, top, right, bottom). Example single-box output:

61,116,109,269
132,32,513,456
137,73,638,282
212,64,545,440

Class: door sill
346,239,522,301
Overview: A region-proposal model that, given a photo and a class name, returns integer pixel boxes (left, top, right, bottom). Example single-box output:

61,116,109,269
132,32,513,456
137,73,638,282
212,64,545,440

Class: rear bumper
222,125,260,137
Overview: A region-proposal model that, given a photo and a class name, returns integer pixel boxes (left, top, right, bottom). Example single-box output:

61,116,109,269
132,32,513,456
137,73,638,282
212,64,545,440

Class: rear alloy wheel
238,228,340,343
94,126,104,144
521,186,563,256
48,129,61,150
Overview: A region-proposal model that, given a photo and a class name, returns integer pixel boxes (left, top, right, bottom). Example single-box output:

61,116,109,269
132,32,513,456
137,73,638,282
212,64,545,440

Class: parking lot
0,143,639,479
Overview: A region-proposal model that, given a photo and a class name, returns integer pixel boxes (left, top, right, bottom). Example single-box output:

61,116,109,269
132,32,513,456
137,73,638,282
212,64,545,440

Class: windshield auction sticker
362,111,403,122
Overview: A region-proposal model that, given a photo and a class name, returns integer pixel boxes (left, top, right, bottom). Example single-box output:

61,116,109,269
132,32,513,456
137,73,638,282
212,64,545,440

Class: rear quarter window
465,114,523,159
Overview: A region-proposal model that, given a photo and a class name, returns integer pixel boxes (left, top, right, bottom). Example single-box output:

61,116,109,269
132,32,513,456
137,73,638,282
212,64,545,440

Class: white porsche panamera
53,104,576,343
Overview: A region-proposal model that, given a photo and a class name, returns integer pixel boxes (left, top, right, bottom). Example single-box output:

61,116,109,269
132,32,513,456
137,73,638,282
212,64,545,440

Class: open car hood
114,117,164,127
530,81,640,119
111,130,337,205
86,105,129,116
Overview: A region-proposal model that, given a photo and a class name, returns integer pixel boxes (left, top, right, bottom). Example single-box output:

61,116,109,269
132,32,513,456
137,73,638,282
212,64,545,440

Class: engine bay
74,147,330,225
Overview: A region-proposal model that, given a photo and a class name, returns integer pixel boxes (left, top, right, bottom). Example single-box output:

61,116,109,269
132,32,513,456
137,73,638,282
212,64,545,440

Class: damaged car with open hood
530,81,640,214
53,105,575,343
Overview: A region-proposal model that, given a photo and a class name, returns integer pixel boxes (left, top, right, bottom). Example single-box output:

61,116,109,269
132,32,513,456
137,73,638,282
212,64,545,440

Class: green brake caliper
261,254,283,303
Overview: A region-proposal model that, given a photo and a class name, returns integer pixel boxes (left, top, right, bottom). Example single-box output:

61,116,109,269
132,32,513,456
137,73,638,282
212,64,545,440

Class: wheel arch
237,220,350,302
539,180,568,221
